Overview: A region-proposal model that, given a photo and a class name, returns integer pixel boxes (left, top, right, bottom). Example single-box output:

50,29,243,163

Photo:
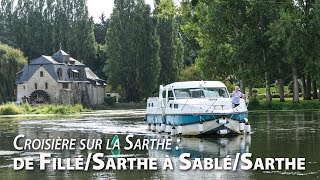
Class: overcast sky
87,0,155,22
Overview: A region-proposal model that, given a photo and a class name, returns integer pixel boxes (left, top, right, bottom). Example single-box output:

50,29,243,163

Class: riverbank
0,103,90,115
248,98,320,111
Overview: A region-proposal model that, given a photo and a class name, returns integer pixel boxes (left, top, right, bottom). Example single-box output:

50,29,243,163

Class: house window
68,69,73,79
45,83,48,89
62,83,68,89
35,83,38,89
57,68,63,80
40,71,44,77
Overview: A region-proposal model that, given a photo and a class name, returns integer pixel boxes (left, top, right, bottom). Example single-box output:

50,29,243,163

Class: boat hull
146,113,249,136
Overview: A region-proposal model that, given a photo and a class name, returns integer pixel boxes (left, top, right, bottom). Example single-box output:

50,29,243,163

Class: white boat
145,81,251,136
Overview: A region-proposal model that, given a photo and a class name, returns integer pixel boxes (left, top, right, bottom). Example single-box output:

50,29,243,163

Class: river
0,110,319,180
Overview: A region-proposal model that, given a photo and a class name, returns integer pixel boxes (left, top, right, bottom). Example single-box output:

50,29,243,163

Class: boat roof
164,81,226,89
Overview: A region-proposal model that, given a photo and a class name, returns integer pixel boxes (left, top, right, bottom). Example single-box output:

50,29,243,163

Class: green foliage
248,97,260,109
0,103,23,115
224,80,235,93
1,0,97,65
0,103,90,115
104,97,117,106
0,44,27,102
23,102,32,112
252,89,258,94
156,0,184,84
248,99,320,111
179,65,203,81
105,0,160,102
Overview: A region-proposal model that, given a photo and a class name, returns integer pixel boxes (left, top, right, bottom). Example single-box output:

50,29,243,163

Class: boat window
173,87,228,99
175,89,191,98
202,88,228,98
189,89,205,98
162,91,166,98
168,91,174,100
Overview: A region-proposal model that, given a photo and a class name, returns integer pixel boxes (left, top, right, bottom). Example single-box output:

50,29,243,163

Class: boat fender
151,123,156,132
160,123,166,132
171,126,176,136
198,122,204,133
158,123,162,133
216,119,229,125
165,124,171,134
245,122,251,134
239,122,245,132
177,125,183,135
147,123,151,131
217,129,229,135
244,118,248,123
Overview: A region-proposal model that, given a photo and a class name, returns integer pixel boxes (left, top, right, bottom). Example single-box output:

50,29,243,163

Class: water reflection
0,110,320,180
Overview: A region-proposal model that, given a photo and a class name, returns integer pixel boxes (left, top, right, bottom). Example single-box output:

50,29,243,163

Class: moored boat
145,81,251,136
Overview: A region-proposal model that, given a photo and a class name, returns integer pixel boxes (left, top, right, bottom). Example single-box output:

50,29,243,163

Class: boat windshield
174,88,229,99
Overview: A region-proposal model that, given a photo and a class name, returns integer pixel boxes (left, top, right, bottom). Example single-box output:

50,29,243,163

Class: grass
248,97,320,111
0,103,91,115
247,86,289,95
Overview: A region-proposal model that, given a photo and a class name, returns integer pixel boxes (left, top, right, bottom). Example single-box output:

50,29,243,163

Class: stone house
16,49,106,106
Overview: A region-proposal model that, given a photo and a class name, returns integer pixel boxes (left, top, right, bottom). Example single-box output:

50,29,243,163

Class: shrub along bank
248,98,320,111
0,103,90,115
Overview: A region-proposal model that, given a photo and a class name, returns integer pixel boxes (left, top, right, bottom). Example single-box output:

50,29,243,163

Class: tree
156,0,184,84
105,0,160,101
0,0,16,47
94,13,110,45
0,44,27,102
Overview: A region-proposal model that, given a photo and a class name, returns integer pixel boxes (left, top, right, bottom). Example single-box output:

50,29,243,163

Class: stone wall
17,66,61,103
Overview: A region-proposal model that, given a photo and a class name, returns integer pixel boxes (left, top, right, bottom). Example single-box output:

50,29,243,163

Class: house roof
29,55,61,65
16,49,105,85
53,49,69,56
85,67,100,81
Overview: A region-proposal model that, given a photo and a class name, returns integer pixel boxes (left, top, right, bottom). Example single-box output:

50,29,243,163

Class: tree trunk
292,66,299,103
312,80,318,99
279,78,285,102
265,75,272,103
263,49,271,102
240,81,246,94
305,72,311,100
248,84,253,97
239,63,245,94
301,75,306,99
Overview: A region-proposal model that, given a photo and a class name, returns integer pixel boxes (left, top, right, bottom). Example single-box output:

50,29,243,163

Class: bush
0,103,23,115
248,97,260,110
23,103,32,112
105,96,117,106
252,89,258,94
257,94,266,100
53,106,68,114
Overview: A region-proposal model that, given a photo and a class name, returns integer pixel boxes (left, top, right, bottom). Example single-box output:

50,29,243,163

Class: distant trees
0,0,96,65
181,0,320,103
105,0,160,101
156,0,184,84
0,44,27,102
105,0,187,101
2,0,320,103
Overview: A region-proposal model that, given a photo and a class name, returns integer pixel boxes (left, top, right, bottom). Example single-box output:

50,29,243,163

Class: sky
87,0,155,22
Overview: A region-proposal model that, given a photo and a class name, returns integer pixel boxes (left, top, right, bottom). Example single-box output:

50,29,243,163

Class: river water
0,110,319,180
